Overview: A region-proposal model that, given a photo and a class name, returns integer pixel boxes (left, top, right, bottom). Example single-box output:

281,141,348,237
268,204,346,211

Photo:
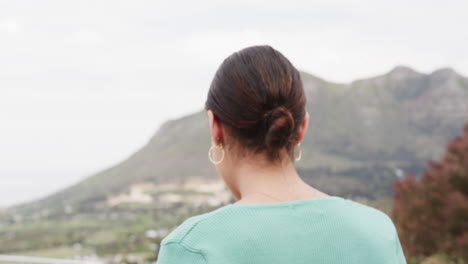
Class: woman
156,45,407,263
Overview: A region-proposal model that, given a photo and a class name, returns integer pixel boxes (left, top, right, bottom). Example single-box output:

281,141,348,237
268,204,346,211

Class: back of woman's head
204,45,306,163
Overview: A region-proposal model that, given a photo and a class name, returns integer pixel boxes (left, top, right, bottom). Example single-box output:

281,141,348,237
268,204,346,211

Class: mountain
9,66,468,215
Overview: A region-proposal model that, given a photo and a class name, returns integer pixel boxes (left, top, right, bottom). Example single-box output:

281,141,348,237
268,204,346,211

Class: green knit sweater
157,196,407,263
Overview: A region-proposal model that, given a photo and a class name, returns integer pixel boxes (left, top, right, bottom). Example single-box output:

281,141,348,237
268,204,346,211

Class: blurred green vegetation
0,204,216,261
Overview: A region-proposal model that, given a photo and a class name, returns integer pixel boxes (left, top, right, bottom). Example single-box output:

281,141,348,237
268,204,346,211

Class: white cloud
72,30,104,45
0,16,20,34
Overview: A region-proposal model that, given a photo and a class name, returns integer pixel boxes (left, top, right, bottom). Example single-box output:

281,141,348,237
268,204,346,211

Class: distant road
0,255,104,264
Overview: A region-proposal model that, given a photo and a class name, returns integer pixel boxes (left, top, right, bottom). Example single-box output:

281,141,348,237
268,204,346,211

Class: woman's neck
233,158,324,203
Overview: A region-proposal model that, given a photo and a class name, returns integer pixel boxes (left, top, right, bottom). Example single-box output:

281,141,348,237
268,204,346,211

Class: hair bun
264,106,295,150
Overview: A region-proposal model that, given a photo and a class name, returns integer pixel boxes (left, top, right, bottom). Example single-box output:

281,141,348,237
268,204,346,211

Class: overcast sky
1,0,467,207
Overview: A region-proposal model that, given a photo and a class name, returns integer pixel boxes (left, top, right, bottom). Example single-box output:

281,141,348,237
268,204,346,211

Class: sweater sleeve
395,230,407,264
157,242,207,264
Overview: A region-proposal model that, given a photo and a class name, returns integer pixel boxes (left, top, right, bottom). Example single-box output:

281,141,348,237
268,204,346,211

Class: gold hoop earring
294,142,302,161
208,142,224,164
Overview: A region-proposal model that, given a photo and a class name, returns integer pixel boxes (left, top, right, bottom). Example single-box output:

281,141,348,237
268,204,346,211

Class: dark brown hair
204,45,306,162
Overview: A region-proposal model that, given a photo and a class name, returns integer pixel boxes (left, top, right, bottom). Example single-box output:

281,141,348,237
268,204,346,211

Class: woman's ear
296,111,309,143
207,110,224,145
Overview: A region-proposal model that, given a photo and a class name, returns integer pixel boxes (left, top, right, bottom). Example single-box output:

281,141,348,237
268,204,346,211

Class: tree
392,123,468,261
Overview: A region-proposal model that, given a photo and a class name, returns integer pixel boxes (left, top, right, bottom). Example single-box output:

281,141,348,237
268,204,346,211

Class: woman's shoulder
160,204,234,246
338,198,398,239
341,198,395,225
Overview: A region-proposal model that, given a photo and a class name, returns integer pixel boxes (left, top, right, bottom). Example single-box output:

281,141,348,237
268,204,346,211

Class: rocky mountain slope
10,66,468,215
